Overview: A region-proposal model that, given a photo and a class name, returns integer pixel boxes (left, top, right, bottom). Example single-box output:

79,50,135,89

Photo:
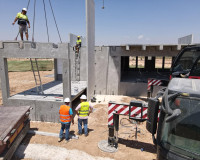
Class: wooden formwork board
0,121,30,160
0,106,30,143
0,106,30,157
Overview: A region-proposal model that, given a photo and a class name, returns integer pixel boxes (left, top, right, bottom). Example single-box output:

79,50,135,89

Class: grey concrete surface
119,82,163,97
69,33,86,47
110,45,187,57
86,0,95,100
178,34,193,44
0,41,69,59
95,47,109,95
93,45,186,97
56,47,87,81
0,41,75,122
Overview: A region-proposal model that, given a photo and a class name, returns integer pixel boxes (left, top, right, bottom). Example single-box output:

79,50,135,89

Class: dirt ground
0,71,157,160
0,71,54,105
16,101,156,160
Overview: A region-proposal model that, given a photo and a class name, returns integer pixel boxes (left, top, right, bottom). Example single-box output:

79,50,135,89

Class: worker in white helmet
12,8,30,41
58,98,74,142
75,95,93,137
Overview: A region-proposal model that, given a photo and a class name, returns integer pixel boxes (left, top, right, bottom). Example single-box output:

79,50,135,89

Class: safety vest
59,105,71,123
17,12,28,25
79,102,90,117
76,39,82,45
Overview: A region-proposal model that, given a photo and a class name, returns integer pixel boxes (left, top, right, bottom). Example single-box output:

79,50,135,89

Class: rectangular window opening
155,56,163,69
164,57,172,69
7,58,55,97
129,56,136,68
138,56,145,68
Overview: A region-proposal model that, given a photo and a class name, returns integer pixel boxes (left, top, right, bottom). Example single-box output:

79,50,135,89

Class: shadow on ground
119,138,156,154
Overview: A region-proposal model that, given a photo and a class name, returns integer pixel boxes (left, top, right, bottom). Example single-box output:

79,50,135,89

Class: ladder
75,51,81,81
30,58,44,94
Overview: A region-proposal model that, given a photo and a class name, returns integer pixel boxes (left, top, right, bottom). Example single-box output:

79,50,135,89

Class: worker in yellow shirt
75,36,82,54
12,8,30,41
75,95,93,137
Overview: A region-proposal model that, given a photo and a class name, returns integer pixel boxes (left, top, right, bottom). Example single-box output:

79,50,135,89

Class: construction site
0,0,200,160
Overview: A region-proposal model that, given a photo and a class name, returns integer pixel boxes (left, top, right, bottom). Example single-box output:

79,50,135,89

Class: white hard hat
64,98,70,103
80,95,87,100
22,8,27,12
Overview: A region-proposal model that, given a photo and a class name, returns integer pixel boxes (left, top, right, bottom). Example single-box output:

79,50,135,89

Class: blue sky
0,0,200,45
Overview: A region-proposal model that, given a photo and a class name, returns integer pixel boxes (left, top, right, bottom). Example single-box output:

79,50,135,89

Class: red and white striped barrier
147,78,162,91
108,102,160,126
108,102,148,126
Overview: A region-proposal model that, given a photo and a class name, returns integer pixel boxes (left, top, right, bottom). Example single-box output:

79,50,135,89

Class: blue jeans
78,119,88,135
59,122,71,140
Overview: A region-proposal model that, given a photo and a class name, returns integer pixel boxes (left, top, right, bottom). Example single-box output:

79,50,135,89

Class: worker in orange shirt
58,98,74,142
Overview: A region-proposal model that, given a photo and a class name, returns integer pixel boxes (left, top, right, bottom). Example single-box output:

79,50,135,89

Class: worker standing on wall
58,98,74,142
75,36,82,53
75,95,93,137
12,8,30,41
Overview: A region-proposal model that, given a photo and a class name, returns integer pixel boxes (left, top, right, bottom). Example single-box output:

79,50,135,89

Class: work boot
65,139,70,143
58,138,63,142
85,133,88,137
77,132,82,136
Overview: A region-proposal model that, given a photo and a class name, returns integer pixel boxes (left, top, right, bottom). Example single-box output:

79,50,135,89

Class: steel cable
32,0,36,42
48,0,62,43
27,0,31,10
42,0,50,42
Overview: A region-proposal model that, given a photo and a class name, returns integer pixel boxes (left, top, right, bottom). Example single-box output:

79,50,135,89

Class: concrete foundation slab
9,81,87,102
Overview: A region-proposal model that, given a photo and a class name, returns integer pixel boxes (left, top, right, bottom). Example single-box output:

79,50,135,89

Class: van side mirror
146,98,159,134
166,109,181,122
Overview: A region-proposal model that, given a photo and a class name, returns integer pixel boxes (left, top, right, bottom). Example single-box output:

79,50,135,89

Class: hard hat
22,8,27,12
77,36,81,38
64,98,70,103
80,95,87,100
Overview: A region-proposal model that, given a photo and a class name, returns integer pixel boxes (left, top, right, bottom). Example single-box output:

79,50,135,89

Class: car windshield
161,97,200,159
173,50,200,73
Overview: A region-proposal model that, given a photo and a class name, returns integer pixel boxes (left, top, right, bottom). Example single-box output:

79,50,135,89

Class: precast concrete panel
0,41,69,59
95,47,110,94
119,82,163,97
57,59,63,74
106,54,121,95
69,33,86,47
62,59,71,99
110,45,185,57
86,0,95,100
178,34,193,44
69,46,87,81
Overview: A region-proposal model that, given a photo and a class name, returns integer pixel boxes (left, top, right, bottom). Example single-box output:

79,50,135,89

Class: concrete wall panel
110,45,185,57
4,98,63,122
106,56,121,95
69,33,86,47
86,0,95,100
0,41,69,59
95,47,109,94
119,82,163,97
